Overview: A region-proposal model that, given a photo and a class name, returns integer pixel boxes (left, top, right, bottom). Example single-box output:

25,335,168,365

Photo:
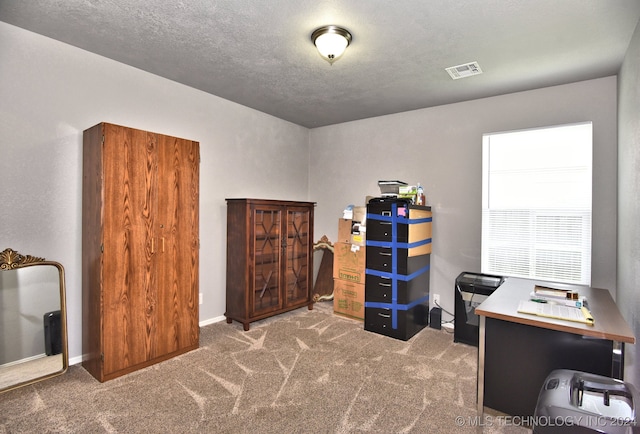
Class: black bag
44,310,62,356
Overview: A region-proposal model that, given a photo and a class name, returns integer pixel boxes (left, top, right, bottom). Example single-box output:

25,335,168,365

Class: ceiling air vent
445,61,483,79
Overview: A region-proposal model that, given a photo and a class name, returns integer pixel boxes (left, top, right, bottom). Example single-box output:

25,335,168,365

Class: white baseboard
68,315,228,366
200,315,226,327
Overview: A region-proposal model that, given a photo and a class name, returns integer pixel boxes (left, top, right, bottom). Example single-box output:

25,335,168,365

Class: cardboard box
333,279,365,320
342,205,366,221
399,185,417,195
408,208,432,256
338,218,353,244
340,204,367,246
353,206,366,224
333,242,366,283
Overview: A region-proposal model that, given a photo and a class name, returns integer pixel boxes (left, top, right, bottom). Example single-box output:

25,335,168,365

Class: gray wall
310,77,618,318
617,19,640,386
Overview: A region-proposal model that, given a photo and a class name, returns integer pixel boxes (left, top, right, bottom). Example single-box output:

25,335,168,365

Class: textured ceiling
2,0,639,128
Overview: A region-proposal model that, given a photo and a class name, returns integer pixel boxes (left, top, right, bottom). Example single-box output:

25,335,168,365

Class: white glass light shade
311,26,352,64
315,32,348,61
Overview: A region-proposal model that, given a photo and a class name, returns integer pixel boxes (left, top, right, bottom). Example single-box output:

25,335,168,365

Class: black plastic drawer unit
364,303,429,341
365,256,430,304
364,197,432,341
366,199,411,242
365,246,429,275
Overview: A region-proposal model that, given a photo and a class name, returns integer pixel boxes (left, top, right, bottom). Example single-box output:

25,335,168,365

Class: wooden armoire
82,122,200,382
225,199,315,331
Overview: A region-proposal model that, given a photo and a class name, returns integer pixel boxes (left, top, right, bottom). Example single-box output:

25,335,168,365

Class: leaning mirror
312,235,334,302
0,248,68,393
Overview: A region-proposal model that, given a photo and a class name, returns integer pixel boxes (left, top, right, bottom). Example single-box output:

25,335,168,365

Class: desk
475,278,635,417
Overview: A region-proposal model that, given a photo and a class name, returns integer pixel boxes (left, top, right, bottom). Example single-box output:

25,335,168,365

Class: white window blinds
481,122,593,285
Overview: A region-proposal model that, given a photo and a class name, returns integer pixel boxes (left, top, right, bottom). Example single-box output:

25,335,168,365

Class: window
481,122,593,285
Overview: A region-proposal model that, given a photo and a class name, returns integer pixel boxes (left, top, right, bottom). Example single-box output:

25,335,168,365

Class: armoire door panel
102,125,158,374
155,134,199,355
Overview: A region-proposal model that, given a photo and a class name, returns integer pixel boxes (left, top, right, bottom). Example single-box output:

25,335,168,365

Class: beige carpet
0,302,530,433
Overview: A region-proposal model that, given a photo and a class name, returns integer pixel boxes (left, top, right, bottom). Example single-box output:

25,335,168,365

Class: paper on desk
518,300,594,325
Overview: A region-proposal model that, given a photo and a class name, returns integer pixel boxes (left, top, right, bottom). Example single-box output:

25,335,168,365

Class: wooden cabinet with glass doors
225,199,315,330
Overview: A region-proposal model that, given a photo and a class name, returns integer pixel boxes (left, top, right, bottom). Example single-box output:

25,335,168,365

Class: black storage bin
365,256,430,304
366,245,429,275
366,218,409,243
367,197,411,214
366,198,411,242
364,303,429,341
454,272,504,346
44,310,62,356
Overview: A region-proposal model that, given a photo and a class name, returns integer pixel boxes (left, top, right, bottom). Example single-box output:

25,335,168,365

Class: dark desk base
482,317,619,417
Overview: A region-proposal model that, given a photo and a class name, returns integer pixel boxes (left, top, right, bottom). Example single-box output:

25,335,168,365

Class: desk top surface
475,277,635,343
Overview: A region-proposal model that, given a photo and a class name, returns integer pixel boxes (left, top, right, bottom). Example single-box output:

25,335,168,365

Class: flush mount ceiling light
311,25,352,65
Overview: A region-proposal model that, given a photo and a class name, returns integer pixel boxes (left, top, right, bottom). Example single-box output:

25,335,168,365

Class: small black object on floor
429,307,441,330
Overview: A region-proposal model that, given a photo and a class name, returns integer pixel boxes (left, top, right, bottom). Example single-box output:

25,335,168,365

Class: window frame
481,122,593,285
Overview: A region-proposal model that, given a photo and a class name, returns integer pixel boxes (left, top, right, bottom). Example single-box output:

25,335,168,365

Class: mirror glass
312,236,334,302
0,248,68,393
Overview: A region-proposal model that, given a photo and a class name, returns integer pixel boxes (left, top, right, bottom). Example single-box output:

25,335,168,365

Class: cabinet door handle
161,237,165,253
151,238,155,254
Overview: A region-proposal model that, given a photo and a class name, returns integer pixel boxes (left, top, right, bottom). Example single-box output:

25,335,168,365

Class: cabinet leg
243,323,250,331
226,317,232,324
308,302,314,311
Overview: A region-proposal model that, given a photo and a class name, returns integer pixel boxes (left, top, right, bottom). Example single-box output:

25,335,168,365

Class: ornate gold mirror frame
0,248,69,393
312,235,334,302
